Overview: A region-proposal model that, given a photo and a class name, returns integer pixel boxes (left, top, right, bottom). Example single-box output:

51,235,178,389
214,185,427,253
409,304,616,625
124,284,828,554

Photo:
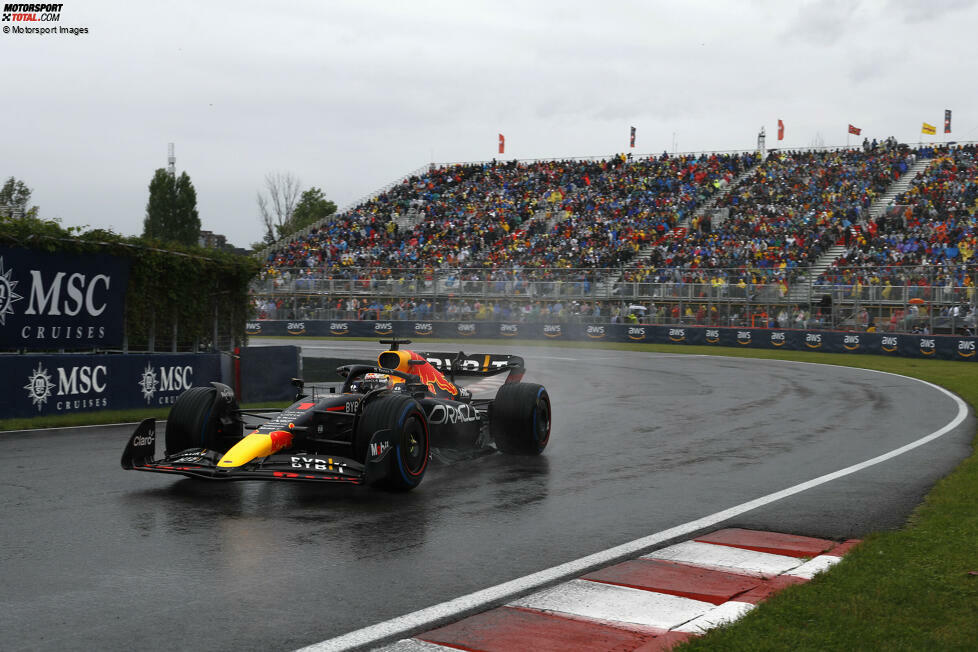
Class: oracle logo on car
329,322,348,335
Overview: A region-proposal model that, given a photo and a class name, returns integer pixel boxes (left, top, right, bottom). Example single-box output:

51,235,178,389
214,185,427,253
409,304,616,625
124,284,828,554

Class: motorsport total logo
2,2,90,36
2,3,63,21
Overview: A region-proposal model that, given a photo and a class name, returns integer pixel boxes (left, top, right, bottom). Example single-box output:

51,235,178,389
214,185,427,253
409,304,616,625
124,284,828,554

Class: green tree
143,169,201,246
0,176,40,220
290,187,337,234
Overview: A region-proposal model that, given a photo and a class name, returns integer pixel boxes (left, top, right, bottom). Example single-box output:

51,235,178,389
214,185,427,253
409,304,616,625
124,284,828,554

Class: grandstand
253,142,978,335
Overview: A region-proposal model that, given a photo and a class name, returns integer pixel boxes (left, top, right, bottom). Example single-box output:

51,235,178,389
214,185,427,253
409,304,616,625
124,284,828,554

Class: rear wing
420,352,525,383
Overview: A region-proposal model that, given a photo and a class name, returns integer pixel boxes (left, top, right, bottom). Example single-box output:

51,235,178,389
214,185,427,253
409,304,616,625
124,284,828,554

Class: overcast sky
3,0,976,248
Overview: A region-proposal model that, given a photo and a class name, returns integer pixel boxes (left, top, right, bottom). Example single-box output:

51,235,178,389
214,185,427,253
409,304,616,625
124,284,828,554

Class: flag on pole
498,134,505,154
944,110,952,134
777,119,784,140
848,124,861,135
922,122,936,135
629,126,636,148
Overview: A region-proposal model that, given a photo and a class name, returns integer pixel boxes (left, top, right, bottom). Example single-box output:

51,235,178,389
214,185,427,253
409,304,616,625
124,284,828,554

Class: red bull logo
379,349,458,397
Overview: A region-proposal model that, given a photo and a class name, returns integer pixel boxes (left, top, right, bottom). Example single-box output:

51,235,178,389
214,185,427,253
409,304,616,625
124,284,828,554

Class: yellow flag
922,122,937,135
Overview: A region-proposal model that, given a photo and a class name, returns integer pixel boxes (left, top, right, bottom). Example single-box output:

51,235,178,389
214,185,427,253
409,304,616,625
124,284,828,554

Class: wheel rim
402,416,426,474
535,396,551,445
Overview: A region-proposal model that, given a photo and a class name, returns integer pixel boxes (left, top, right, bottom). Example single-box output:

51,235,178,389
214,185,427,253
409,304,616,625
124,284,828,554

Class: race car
121,339,551,491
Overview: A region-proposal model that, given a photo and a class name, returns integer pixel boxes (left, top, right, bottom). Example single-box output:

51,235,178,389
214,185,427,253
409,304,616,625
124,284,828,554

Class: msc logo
329,322,348,335
137,364,194,404
457,322,476,336
805,333,822,349
627,326,646,340
705,329,720,343
287,322,305,335
881,336,898,353
919,338,936,356
500,323,519,336
0,256,23,326
843,334,861,351
770,331,786,346
543,324,562,338
374,322,393,335
585,325,606,339
414,322,433,335
24,362,108,412
245,321,262,335
668,328,685,342
737,330,752,345
957,340,976,358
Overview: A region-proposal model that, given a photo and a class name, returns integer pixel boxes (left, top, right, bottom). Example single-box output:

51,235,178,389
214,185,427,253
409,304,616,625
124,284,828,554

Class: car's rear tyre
355,393,430,491
491,383,551,455
165,387,222,455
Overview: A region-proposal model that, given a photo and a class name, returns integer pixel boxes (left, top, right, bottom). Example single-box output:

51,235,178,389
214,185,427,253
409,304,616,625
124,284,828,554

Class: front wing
121,418,396,486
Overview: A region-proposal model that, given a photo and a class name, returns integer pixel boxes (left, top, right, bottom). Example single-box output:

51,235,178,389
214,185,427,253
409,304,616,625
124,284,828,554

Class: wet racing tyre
355,393,430,491
165,387,223,455
491,382,551,455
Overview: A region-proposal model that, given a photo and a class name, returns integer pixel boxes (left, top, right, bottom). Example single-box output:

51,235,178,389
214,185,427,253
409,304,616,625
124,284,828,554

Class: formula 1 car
121,339,551,491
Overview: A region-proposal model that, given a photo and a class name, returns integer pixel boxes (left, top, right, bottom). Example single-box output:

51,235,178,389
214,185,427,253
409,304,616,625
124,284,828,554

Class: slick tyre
355,394,430,491
165,387,222,455
491,383,551,455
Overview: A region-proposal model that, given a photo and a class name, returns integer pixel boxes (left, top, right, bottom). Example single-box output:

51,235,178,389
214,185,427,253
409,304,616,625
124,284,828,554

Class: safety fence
246,320,978,363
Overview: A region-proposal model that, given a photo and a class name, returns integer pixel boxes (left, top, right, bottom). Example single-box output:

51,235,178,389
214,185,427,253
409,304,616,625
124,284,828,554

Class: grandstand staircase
595,161,760,297
785,156,932,304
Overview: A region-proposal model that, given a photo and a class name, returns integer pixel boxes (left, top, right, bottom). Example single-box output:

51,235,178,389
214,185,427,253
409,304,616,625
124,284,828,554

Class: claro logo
24,362,108,412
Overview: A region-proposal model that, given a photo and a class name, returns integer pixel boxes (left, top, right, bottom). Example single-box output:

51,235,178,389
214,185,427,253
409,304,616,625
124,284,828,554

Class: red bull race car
121,339,551,491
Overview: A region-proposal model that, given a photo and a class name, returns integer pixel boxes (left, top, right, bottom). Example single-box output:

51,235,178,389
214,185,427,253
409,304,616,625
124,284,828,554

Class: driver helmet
351,372,393,393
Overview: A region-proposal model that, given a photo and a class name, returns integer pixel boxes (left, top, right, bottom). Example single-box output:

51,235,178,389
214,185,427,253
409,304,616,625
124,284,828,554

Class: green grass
5,338,978,648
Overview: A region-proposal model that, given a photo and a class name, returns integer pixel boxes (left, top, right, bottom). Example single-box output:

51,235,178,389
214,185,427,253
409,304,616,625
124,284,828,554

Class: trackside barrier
237,345,301,403
5,353,222,420
246,320,978,363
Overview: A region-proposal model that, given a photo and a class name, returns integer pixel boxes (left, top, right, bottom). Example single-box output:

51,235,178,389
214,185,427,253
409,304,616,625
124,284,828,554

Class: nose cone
217,431,293,468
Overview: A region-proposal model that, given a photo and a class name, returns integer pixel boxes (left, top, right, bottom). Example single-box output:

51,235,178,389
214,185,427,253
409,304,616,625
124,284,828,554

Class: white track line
297,371,968,652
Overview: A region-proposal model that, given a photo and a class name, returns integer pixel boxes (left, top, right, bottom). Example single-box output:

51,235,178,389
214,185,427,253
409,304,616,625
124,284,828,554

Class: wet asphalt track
0,340,973,652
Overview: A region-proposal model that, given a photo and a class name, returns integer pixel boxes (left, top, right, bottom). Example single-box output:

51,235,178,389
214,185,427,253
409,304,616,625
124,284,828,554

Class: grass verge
4,338,978,648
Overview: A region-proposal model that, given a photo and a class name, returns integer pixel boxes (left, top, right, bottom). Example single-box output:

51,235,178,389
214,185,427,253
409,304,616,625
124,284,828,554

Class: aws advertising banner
8,353,221,419
0,247,130,350
247,320,977,362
